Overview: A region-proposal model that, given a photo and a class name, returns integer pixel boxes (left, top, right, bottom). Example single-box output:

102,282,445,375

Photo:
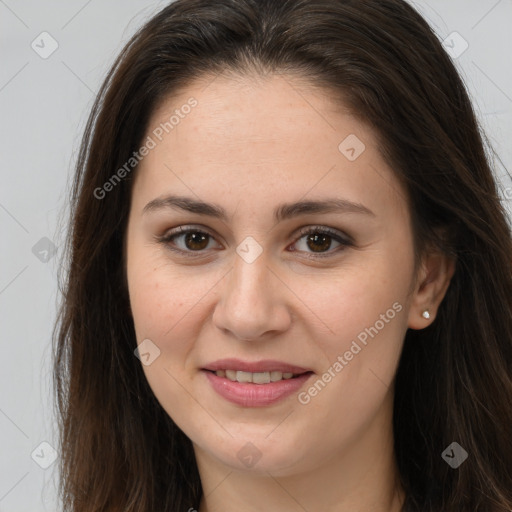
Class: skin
125,72,455,512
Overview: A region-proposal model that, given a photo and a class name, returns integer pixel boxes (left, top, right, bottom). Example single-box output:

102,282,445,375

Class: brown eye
182,231,210,251
158,225,352,259
291,227,352,258
159,226,220,254
304,233,334,253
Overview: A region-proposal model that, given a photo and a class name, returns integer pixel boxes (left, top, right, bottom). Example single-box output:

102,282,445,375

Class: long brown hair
53,0,512,510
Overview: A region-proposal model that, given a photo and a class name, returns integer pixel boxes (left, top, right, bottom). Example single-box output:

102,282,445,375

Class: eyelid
295,225,354,245
157,224,219,241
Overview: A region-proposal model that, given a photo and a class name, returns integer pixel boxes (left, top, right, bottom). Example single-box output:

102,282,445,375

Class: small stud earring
422,310,431,319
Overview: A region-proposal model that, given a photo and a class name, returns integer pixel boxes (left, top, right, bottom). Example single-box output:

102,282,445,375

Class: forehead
148,71,362,151
132,73,406,217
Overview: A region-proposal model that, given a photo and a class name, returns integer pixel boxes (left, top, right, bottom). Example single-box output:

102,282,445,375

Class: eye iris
307,233,331,252
185,232,209,250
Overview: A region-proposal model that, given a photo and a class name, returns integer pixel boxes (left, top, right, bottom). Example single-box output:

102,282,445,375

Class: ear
407,249,456,330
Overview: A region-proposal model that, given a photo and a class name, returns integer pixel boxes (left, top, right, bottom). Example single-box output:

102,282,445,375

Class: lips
203,370,313,407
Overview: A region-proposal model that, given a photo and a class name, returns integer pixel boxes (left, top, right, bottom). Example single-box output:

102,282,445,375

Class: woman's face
125,73,446,477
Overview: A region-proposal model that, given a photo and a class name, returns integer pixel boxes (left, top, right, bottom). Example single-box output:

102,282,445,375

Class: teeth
215,370,298,383
270,371,283,382
225,369,237,380
236,370,253,383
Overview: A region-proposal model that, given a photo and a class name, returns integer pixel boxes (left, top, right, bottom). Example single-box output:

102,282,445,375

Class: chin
199,433,310,476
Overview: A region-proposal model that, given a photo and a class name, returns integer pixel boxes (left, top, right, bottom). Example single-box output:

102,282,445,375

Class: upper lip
202,358,312,374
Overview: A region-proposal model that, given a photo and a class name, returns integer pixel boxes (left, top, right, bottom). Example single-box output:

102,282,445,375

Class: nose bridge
213,241,291,339
227,233,272,299
229,245,273,313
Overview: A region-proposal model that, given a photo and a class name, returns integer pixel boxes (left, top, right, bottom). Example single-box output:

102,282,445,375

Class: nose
212,249,292,341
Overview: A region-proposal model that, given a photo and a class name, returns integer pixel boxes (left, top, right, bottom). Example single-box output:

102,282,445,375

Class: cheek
313,256,410,332
126,257,209,427
304,243,413,383
126,246,223,389
126,236,201,339
128,264,204,347
291,259,410,448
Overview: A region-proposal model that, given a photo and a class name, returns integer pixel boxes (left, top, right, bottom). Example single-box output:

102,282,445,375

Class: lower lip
203,370,313,407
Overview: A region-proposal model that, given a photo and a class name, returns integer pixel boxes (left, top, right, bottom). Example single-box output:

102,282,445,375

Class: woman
53,0,512,510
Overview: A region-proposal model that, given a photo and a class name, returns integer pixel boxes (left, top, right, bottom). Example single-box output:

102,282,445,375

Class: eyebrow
142,195,375,222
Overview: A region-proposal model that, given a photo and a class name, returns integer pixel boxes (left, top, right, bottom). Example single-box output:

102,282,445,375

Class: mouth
202,358,314,384
201,358,314,406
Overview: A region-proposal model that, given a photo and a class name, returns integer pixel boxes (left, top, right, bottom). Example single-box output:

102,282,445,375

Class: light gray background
1,1,511,510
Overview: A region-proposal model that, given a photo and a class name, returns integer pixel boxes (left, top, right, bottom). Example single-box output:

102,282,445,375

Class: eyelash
156,225,353,260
